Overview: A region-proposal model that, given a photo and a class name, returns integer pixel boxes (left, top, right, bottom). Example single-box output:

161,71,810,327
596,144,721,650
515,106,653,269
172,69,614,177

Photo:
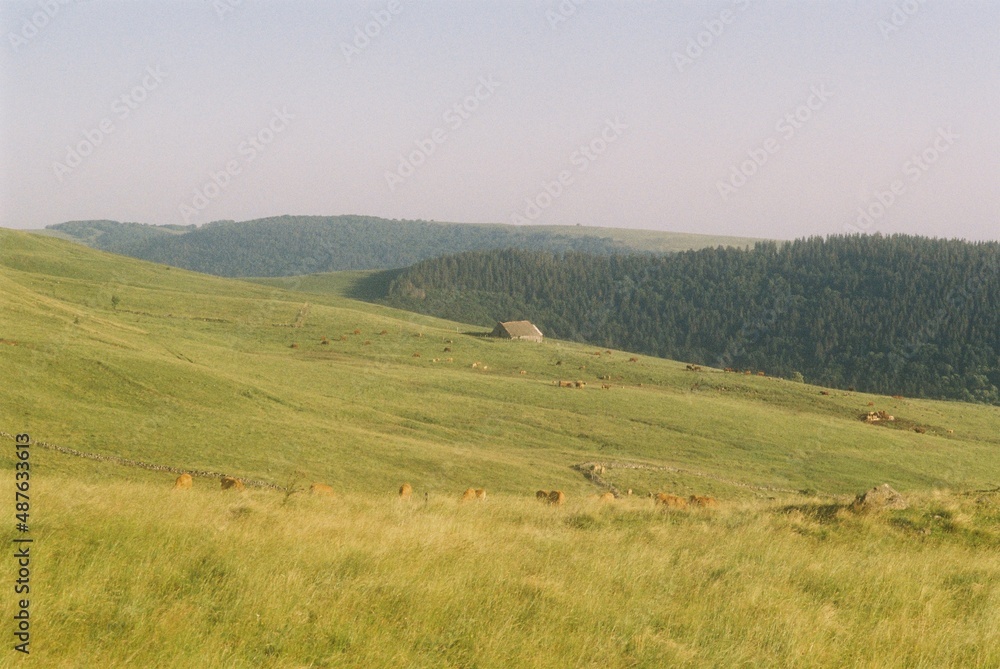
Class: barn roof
496,320,543,338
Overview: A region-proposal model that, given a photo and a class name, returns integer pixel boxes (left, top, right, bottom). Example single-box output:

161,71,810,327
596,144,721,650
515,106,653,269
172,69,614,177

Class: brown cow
399,483,413,499
629,357,639,362
536,490,549,500
173,473,193,490
461,487,476,501
310,483,335,497
220,476,245,491
654,493,687,509
688,495,718,508
548,490,566,506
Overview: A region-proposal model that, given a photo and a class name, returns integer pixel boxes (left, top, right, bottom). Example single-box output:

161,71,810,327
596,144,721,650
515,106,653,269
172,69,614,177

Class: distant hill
43,216,761,277
381,235,1000,404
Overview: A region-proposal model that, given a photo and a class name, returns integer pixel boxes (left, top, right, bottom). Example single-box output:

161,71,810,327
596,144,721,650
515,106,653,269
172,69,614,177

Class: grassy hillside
2,228,999,666
42,216,763,276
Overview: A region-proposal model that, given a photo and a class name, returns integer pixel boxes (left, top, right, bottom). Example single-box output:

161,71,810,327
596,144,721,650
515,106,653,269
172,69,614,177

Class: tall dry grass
10,476,999,668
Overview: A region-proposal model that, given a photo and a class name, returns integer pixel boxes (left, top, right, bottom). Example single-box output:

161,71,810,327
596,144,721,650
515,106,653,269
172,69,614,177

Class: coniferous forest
384,235,1000,404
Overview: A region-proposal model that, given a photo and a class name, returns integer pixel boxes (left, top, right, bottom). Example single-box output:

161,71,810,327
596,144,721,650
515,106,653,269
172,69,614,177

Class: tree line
383,235,1000,405
47,216,624,276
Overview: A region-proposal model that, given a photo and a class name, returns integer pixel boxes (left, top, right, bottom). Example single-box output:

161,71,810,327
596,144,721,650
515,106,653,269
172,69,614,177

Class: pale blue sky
1,0,997,240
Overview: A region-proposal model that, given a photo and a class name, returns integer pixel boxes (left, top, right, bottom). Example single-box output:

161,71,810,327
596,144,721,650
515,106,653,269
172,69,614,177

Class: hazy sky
1,0,997,240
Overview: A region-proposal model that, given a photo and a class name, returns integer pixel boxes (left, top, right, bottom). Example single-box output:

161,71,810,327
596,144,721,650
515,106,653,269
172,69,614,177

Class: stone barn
490,320,543,342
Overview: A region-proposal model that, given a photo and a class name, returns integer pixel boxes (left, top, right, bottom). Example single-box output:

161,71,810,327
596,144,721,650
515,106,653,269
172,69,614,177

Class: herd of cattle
172,474,717,509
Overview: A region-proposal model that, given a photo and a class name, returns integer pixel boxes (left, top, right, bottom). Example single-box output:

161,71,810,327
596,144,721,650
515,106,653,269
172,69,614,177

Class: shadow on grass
777,502,849,524
344,268,405,301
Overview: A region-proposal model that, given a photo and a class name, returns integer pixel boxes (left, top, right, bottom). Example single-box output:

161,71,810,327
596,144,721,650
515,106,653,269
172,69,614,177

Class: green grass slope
3,228,1000,667
2,228,999,496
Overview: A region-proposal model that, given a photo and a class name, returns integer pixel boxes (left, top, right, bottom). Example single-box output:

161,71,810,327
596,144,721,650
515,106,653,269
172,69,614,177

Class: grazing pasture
2,229,1000,666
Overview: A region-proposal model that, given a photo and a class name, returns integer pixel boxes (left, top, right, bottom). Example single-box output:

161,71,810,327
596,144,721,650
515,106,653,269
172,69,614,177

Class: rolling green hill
42,215,762,276
2,228,999,667
4,227,999,494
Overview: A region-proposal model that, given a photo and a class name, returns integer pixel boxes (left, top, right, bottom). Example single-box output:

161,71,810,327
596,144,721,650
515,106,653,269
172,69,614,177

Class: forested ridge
384,235,1000,404
46,216,630,276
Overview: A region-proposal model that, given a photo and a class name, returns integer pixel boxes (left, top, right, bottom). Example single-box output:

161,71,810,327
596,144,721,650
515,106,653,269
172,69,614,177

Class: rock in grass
850,484,908,512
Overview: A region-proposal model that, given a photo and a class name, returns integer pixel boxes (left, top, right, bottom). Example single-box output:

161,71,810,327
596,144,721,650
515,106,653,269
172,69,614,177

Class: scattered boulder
850,484,907,512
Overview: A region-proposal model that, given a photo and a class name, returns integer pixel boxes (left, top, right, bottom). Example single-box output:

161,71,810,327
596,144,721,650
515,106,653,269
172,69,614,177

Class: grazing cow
599,492,615,503
220,476,245,491
472,362,480,368
654,493,687,509
320,337,329,345
602,384,611,390
444,347,452,352
462,487,476,501
399,483,413,499
914,427,926,434
412,352,421,357
689,495,718,508
290,343,299,349
548,490,565,506
757,371,766,376
310,483,335,497
173,473,193,490
536,490,549,500
558,380,574,388
820,390,830,395
363,340,372,345
379,329,388,335
353,329,361,335
475,488,486,500
520,370,527,375
574,380,586,388
629,357,638,362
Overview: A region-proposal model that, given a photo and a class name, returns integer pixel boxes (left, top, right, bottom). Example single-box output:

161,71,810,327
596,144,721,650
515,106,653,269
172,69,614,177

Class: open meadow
2,228,1000,667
